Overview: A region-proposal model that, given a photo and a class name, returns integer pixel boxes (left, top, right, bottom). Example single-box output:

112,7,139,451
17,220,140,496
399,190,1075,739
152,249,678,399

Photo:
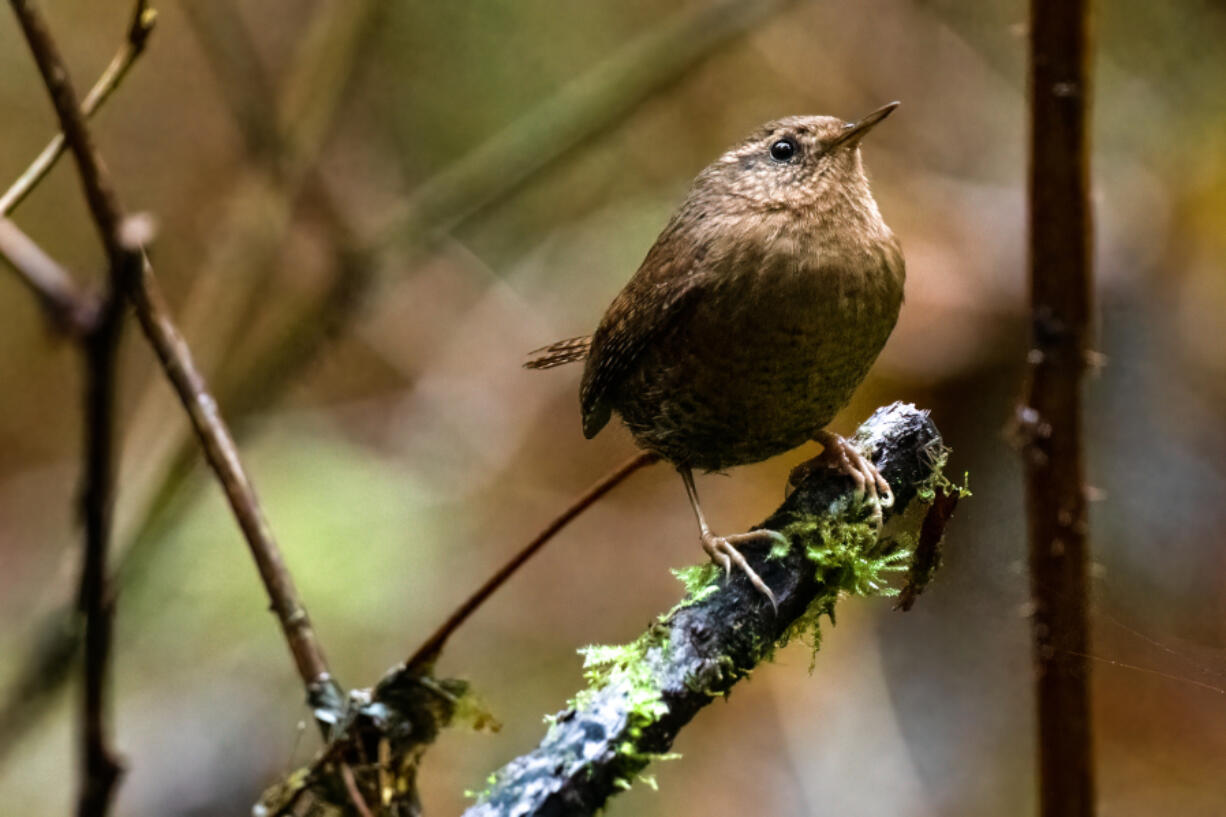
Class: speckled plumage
525,107,905,605
570,112,905,471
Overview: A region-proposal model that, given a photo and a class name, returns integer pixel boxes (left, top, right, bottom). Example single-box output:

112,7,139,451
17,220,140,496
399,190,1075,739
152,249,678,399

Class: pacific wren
527,103,905,607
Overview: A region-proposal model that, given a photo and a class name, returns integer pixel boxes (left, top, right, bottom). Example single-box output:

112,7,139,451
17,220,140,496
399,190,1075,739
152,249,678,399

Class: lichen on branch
465,402,960,817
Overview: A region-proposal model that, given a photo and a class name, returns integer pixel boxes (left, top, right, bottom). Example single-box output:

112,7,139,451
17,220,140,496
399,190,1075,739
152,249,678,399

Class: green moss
915,443,972,504
771,514,910,664
512,446,971,805
563,624,676,783
669,563,721,601
574,631,669,729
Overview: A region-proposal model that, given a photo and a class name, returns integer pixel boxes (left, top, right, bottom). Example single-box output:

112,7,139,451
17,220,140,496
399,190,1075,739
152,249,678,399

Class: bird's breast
612,228,903,471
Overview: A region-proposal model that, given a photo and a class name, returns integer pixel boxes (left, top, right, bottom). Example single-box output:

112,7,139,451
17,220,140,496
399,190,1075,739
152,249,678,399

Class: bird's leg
799,430,894,527
679,466,781,611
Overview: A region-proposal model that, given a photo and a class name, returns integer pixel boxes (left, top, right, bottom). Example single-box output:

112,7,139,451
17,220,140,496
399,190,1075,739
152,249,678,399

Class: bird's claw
811,431,893,529
700,529,781,611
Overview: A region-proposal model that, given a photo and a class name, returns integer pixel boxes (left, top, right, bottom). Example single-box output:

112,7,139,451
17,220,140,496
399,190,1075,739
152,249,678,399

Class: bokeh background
2,1,1225,814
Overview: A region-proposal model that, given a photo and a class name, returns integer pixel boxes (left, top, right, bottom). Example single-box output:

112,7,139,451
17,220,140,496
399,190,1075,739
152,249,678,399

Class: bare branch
258,404,957,817
0,216,97,334
8,0,140,268
75,276,129,817
0,0,153,334
0,1,156,217
465,404,949,817
0,0,799,764
1020,1,1096,815
125,259,343,716
5,3,150,814
9,0,342,766
407,451,661,673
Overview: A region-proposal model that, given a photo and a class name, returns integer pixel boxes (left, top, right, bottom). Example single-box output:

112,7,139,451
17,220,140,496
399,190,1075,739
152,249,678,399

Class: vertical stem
1025,1,1095,816
77,295,126,817
7,0,343,729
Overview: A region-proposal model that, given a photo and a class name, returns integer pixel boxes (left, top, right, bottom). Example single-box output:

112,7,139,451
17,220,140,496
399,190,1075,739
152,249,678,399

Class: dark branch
10,0,344,786
9,0,342,727
257,404,956,817
1022,1,1096,816
75,274,128,817
6,4,151,815
0,0,804,770
463,404,950,817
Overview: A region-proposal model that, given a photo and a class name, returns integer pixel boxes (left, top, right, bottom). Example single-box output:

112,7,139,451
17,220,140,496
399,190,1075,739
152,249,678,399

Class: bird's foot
701,529,785,611
798,431,893,528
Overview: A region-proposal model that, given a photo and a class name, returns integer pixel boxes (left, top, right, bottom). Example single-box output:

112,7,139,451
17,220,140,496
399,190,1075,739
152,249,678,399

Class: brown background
1,1,1224,814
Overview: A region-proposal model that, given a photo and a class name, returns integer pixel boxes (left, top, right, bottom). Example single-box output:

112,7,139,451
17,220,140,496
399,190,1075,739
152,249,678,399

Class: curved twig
465,404,952,817
258,404,960,817
0,0,156,217
407,451,661,672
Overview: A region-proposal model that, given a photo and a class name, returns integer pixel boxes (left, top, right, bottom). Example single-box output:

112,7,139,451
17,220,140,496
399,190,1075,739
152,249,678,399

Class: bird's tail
523,335,591,369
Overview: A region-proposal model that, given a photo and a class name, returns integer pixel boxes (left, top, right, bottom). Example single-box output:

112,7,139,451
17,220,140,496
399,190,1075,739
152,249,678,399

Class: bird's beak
830,101,900,149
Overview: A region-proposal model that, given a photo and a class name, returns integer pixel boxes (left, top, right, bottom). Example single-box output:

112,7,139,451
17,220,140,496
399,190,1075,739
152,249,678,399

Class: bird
526,103,905,608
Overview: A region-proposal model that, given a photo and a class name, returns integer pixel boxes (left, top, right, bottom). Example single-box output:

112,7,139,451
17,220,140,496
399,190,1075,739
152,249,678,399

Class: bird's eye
769,138,797,162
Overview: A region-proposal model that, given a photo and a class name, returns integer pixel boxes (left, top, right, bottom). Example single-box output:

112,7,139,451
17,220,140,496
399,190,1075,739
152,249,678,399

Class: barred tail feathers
523,335,592,369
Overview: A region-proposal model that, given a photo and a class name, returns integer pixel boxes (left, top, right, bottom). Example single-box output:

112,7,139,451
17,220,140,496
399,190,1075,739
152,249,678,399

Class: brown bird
527,103,905,607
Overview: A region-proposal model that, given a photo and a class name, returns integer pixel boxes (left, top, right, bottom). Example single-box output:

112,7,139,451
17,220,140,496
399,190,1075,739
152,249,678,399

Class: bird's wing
579,220,711,439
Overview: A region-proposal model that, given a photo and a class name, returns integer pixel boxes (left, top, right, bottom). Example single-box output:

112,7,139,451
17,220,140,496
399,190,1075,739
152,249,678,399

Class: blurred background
2,0,1225,814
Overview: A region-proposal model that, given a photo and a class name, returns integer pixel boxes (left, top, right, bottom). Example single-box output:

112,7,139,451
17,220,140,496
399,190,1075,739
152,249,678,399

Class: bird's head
697,102,899,214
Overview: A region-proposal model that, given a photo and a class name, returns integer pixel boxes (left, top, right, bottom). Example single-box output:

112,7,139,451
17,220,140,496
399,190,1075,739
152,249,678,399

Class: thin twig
125,260,343,714
0,0,797,763
340,763,376,817
464,404,948,817
9,0,142,264
0,0,374,759
0,0,153,333
0,216,97,334
407,451,661,672
0,1,156,217
1022,1,1096,815
10,0,343,757
6,3,150,815
896,484,959,612
259,404,953,817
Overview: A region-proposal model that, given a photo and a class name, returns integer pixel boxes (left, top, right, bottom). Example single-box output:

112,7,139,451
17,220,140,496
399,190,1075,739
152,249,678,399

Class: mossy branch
252,404,959,817
466,402,960,817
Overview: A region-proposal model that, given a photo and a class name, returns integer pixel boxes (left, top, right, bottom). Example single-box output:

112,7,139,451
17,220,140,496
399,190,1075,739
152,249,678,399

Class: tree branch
257,404,959,817
0,216,97,335
0,0,156,217
9,0,342,753
464,403,951,817
8,0,139,267
1021,1,1096,815
6,3,150,815
125,259,344,718
0,0,802,767
75,267,129,817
